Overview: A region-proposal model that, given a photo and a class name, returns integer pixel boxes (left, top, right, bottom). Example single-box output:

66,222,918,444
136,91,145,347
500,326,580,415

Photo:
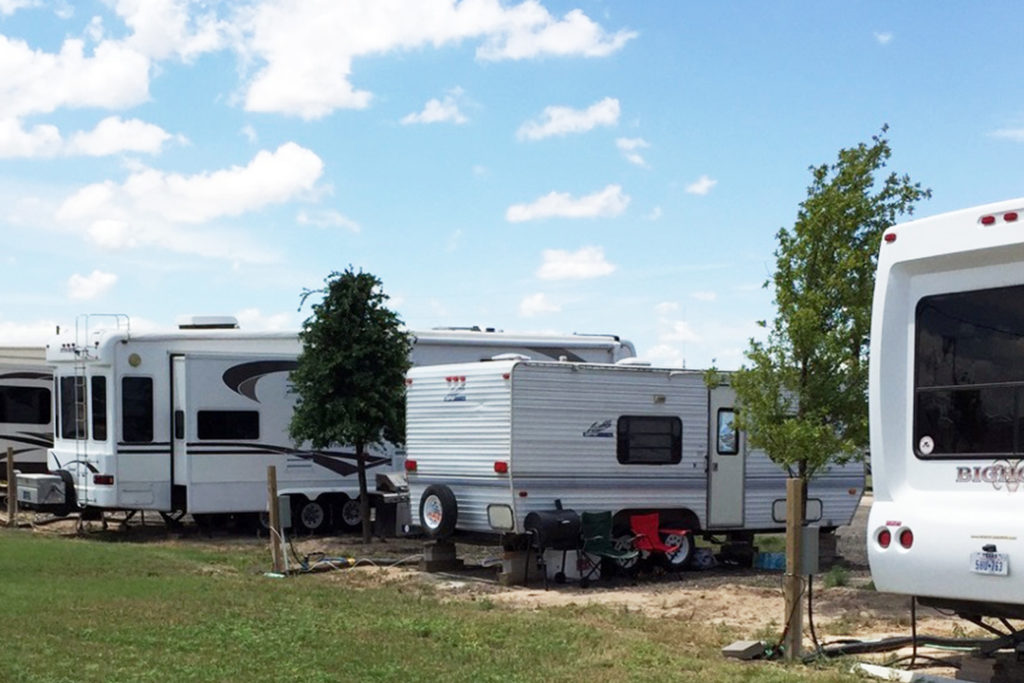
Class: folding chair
629,512,693,571
579,511,638,588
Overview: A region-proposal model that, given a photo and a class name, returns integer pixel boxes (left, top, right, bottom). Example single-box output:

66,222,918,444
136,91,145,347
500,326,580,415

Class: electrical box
800,524,820,575
277,494,291,529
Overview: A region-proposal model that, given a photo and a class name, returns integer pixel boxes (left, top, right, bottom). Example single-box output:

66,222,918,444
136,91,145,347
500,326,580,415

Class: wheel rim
300,501,325,530
341,499,361,527
422,494,444,531
664,533,691,566
613,536,638,569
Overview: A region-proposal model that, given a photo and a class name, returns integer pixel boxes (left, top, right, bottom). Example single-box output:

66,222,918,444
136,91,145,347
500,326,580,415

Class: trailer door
707,386,744,528
171,356,188,500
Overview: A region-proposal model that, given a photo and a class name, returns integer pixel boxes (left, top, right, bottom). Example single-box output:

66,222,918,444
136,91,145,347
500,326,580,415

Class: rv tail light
404,460,418,472
883,232,897,243
981,215,996,225
405,378,413,386
493,461,509,474
93,474,114,485
877,529,892,549
502,373,511,380
899,528,914,549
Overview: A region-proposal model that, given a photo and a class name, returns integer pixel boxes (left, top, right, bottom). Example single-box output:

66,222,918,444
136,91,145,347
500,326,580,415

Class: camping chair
579,511,639,588
629,512,693,572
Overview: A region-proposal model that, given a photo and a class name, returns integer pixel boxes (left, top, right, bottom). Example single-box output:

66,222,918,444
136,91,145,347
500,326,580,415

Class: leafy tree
732,126,930,480
289,267,412,542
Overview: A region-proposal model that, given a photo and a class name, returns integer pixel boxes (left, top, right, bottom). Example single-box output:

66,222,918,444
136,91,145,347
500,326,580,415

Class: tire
419,484,458,539
613,535,640,574
662,531,694,570
295,498,327,533
338,496,362,531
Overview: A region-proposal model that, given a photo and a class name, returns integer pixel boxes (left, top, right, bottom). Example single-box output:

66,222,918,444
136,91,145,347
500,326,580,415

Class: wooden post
783,477,806,661
266,465,284,573
6,447,17,527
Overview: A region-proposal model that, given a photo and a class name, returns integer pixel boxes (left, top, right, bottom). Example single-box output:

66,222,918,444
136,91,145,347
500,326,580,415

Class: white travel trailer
20,316,634,530
868,197,1024,619
405,359,864,560
0,347,52,480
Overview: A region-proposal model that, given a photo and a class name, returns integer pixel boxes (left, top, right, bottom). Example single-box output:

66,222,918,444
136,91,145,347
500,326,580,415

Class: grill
524,505,581,588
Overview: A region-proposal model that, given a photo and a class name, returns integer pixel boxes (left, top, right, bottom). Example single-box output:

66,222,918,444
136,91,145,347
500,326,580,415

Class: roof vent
177,315,239,330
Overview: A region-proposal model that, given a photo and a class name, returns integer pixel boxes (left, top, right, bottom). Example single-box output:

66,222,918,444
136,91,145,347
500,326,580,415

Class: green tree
289,267,412,542
732,125,930,479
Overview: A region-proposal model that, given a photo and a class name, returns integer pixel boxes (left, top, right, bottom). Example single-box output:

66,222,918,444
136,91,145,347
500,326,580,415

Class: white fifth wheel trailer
868,197,1024,619
18,316,634,530
405,359,864,562
0,347,52,481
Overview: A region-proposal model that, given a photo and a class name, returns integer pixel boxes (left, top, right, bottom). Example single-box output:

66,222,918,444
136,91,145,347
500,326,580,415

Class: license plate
970,552,1009,576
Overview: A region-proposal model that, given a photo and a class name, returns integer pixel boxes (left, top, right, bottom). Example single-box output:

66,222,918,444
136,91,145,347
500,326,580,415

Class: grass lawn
0,529,863,682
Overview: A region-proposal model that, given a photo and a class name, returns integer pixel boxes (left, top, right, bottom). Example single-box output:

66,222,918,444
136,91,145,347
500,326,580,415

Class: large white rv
19,316,634,530
0,347,52,480
868,197,1024,618
405,359,864,560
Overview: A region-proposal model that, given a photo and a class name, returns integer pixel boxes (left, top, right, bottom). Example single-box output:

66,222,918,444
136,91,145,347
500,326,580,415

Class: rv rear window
59,376,86,439
91,376,107,441
616,415,682,465
0,385,51,425
197,410,259,440
122,377,153,443
915,284,1024,457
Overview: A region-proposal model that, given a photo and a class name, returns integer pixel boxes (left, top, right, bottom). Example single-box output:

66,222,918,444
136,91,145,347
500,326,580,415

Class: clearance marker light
404,460,417,472
883,232,897,243
1006,212,1019,222
493,461,509,474
981,215,997,225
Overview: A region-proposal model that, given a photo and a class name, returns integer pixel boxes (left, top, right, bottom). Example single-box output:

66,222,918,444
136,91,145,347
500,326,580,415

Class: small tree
732,125,930,479
731,126,929,658
289,267,411,542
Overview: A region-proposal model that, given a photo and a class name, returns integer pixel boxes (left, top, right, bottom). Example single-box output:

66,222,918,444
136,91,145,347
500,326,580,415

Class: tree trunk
356,442,371,543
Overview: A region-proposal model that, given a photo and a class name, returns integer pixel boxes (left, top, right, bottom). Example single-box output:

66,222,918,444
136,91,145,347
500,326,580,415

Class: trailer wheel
337,496,362,531
295,498,327,533
419,485,457,539
662,531,694,570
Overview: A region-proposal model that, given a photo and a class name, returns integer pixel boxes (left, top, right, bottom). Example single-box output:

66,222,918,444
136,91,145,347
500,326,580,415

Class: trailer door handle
712,462,718,472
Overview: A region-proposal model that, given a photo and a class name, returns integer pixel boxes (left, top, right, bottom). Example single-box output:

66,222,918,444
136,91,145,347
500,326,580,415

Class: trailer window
59,376,86,439
122,377,153,443
616,415,682,465
915,284,1024,457
717,409,739,455
91,376,107,440
0,385,51,425
197,410,259,440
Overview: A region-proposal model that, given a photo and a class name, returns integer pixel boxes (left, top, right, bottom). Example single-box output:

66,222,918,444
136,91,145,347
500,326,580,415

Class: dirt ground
7,498,999,678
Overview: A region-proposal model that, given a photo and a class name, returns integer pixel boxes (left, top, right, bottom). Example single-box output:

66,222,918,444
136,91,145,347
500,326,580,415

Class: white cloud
519,292,561,317
874,31,893,45
506,184,629,222
236,2,634,119
0,36,151,120
67,116,180,156
68,270,118,300
56,143,323,262
0,0,35,15
114,0,230,61
646,206,663,221
536,246,616,280
297,209,360,232
685,174,717,196
616,136,649,166
241,125,258,143
517,97,620,141
233,308,297,331
0,319,60,346
654,301,679,316
0,116,181,159
401,88,468,125
691,291,717,302
992,128,1024,142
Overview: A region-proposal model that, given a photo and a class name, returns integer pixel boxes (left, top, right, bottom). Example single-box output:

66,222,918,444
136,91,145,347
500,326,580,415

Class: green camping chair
579,511,638,588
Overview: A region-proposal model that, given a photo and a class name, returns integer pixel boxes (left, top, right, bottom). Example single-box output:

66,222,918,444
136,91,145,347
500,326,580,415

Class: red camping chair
629,512,694,571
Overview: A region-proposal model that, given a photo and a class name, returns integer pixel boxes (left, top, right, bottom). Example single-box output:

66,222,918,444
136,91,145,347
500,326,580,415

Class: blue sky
2,1,1022,369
